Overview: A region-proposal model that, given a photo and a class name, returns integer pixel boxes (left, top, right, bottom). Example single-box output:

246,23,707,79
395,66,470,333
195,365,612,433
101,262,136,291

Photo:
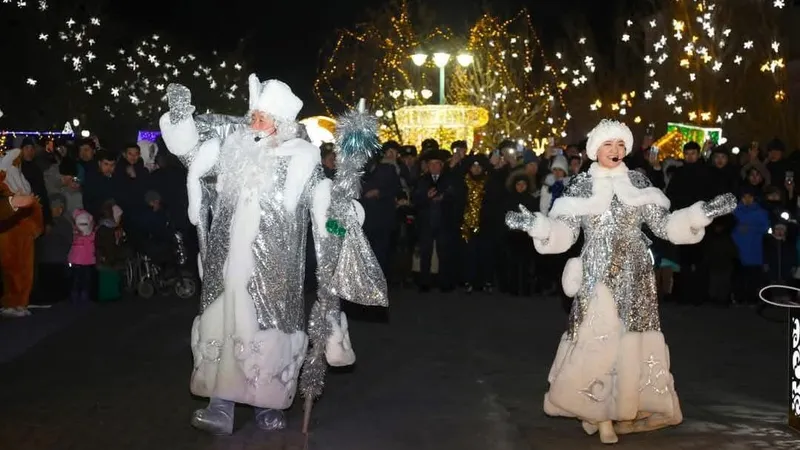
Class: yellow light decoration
652,130,685,161
314,2,567,150
556,0,790,141
394,105,489,150
299,116,337,147
448,11,570,149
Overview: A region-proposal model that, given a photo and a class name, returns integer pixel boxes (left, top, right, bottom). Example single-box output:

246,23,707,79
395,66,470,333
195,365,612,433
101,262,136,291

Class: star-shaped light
26,78,37,86
66,18,75,28
38,0,46,10
90,17,100,26
111,87,120,97
775,0,785,8
38,33,47,41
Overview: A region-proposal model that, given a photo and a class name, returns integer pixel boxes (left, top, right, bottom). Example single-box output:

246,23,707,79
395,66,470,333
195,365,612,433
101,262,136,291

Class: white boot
325,312,356,366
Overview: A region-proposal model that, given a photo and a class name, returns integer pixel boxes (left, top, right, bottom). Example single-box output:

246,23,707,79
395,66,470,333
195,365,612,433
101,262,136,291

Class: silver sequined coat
536,164,731,340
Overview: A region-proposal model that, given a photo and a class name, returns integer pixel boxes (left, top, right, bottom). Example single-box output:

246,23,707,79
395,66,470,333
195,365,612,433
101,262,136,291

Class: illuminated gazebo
393,105,489,151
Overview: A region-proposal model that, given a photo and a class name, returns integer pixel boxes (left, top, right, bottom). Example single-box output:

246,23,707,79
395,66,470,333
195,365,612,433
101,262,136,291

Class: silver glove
702,193,737,220
166,83,195,125
506,204,537,233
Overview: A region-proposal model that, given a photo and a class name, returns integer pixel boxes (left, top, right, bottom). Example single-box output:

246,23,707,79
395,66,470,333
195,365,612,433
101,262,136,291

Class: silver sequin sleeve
640,204,672,241
703,193,737,219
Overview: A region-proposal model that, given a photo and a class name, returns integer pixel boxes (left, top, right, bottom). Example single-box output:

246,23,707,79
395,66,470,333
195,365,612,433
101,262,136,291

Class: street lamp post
411,52,474,105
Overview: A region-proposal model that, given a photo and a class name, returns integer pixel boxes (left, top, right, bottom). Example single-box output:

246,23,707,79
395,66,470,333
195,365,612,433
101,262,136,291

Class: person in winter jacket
68,209,96,302
504,172,537,295
36,194,73,303
96,201,127,301
539,155,571,214
732,187,770,304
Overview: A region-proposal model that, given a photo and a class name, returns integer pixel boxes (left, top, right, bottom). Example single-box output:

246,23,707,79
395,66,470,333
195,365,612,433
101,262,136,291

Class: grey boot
191,397,235,435
254,407,286,431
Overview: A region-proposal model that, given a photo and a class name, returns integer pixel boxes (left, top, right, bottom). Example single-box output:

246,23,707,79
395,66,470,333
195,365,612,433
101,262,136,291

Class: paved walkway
0,290,797,449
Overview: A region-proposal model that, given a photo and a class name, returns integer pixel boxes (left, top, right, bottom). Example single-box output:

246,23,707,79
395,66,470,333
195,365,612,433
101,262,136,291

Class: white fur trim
561,257,582,297
247,74,303,121
543,283,683,423
539,185,552,215
276,138,322,214
665,201,710,245
325,312,356,367
533,218,574,255
159,112,199,156
585,119,634,161
311,178,332,232
352,200,365,226
187,139,220,226
549,163,670,218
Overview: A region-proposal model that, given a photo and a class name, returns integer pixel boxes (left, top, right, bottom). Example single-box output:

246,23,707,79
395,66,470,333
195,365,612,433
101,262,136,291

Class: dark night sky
99,0,615,116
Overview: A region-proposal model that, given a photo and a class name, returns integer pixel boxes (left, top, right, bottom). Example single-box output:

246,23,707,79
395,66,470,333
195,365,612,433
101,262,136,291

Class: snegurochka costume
507,119,735,444
159,75,387,435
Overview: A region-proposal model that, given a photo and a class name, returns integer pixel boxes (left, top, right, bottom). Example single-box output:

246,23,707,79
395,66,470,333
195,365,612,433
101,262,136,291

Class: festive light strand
3,2,249,122
315,2,569,149
554,0,788,138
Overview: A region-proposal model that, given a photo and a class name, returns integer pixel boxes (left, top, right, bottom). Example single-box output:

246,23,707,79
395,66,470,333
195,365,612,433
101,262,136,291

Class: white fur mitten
665,201,711,245
325,312,356,367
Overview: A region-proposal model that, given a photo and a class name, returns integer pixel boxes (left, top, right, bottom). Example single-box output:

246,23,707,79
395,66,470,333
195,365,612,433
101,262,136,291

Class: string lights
556,0,787,139
3,1,248,122
449,11,570,150
0,130,74,150
315,1,568,149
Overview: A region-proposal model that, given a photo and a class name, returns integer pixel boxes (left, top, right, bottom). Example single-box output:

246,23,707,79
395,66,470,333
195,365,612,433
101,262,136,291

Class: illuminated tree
556,0,789,142
448,11,569,149
0,1,249,129
315,1,568,148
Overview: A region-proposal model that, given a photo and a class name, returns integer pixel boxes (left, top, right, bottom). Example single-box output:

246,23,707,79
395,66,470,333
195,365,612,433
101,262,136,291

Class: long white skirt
543,283,683,425
188,187,308,409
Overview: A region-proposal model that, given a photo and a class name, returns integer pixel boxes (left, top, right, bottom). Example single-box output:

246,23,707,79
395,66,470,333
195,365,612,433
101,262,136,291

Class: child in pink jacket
68,209,96,303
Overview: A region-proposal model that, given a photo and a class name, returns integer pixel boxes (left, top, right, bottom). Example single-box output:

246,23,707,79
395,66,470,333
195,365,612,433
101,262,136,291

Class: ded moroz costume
507,119,736,444
159,75,387,435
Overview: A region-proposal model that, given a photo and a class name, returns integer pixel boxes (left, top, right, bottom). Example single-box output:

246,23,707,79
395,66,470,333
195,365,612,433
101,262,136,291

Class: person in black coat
666,141,717,305
413,149,458,292
361,141,403,278
20,138,51,227
503,171,537,295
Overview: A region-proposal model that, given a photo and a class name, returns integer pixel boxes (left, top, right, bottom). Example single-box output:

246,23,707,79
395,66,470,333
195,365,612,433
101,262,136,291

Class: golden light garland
393,105,489,150
314,1,569,149
449,11,570,150
555,0,789,140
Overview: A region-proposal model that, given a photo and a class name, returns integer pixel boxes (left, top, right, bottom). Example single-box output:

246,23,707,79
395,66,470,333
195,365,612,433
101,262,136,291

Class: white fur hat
247,74,303,121
550,155,568,174
585,119,634,161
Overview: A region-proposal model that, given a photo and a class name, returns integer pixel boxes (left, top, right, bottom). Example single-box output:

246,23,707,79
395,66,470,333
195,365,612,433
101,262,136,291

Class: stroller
126,229,197,299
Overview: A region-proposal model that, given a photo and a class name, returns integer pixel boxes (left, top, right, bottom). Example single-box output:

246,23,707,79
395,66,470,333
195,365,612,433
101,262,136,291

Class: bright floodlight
456,53,474,67
432,52,451,68
411,53,428,66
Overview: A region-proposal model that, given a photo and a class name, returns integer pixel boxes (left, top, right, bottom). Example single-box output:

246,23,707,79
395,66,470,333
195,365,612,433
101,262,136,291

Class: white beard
218,128,281,196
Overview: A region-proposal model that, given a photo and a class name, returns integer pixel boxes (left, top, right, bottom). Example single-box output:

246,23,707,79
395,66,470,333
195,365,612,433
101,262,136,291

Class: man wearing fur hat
159,75,372,434
508,119,736,444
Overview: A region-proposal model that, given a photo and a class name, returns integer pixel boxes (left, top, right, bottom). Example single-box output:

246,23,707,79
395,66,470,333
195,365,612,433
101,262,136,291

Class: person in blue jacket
732,186,770,305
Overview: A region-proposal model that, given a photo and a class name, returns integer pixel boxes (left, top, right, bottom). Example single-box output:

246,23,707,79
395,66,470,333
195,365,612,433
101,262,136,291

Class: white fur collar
548,162,670,218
